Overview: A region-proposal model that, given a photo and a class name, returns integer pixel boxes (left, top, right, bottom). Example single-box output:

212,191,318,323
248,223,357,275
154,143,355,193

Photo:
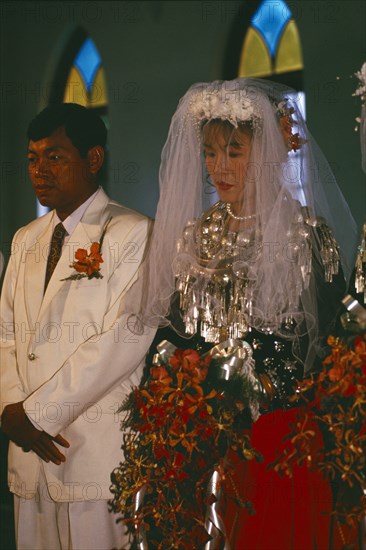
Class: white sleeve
0,230,28,415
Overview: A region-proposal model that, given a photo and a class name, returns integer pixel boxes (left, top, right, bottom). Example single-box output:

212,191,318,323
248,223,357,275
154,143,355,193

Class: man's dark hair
27,103,107,157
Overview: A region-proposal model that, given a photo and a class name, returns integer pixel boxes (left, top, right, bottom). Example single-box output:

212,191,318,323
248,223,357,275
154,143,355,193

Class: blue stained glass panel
252,0,292,56
74,37,101,92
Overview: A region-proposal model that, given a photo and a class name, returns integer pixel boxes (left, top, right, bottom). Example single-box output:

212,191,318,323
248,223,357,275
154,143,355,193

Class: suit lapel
37,188,110,319
23,212,54,330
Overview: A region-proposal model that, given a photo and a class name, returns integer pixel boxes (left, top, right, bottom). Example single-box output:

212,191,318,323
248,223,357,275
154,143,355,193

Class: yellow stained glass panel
90,67,108,107
275,20,303,74
63,66,88,106
238,27,272,77
63,66,107,108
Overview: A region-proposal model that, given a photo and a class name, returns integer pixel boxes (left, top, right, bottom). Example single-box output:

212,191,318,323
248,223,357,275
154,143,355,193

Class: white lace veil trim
127,78,357,373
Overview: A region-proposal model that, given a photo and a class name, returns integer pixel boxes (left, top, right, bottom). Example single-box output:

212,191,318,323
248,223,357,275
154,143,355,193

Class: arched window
223,0,304,92
63,36,107,109
47,27,108,113
238,0,303,80
37,28,108,217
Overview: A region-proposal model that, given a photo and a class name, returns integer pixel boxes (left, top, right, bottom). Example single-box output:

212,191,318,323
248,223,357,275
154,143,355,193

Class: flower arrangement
61,217,112,281
110,341,260,549
271,332,366,536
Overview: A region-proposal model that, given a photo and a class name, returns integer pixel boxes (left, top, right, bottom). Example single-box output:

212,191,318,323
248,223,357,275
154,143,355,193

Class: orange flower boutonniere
62,217,112,281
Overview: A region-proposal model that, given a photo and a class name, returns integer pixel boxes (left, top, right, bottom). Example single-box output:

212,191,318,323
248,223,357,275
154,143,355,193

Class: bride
123,77,357,548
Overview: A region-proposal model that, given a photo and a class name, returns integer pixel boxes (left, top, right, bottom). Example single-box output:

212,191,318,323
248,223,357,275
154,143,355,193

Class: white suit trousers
13,465,130,550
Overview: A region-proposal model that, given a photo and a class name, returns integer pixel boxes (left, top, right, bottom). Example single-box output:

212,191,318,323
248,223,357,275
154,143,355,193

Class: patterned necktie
44,222,67,291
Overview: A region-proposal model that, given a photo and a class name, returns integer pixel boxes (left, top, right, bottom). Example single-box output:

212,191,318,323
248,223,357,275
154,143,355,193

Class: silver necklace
225,202,256,221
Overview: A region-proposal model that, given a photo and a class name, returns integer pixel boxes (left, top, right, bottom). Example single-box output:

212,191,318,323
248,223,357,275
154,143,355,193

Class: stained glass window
63,37,107,108
238,0,303,78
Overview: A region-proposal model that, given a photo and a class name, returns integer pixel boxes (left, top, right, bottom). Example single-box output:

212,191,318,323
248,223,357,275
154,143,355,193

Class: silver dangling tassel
318,222,340,282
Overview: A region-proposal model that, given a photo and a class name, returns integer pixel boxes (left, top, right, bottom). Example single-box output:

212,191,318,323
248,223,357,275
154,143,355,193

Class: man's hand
1,401,70,464
31,432,70,465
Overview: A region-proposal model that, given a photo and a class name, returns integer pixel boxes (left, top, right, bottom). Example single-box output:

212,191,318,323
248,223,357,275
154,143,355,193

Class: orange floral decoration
277,99,307,152
271,333,366,539
110,346,259,549
279,113,303,152
73,242,103,277
61,217,112,282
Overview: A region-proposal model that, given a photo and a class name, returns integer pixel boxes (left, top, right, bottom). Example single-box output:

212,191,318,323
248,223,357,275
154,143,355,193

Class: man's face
27,127,98,220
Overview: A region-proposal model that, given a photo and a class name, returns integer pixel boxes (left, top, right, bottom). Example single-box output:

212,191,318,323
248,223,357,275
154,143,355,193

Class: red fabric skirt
223,408,333,550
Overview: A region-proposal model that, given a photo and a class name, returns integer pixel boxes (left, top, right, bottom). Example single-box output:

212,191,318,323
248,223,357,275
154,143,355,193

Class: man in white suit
0,104,154,549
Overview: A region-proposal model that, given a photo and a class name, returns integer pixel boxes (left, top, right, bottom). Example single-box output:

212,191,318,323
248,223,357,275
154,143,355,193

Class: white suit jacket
0,188,155,501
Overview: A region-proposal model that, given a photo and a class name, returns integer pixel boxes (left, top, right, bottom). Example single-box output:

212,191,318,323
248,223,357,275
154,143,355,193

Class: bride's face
203,121,253,212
